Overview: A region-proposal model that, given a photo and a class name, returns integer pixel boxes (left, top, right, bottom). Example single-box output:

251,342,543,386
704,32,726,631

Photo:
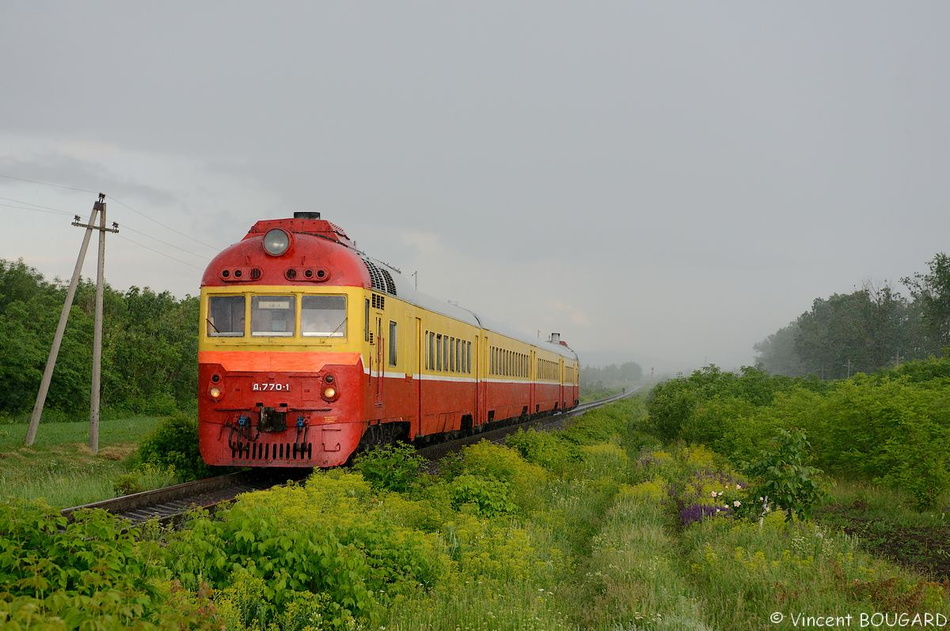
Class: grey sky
1,1,947,372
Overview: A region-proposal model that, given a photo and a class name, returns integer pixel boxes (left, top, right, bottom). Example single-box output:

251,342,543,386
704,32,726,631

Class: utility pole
90,197,118,453
25,194,118,453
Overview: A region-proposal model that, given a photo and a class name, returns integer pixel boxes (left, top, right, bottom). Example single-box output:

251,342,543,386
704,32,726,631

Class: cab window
301,295,347,337
207,295,245,337
251,296,296,336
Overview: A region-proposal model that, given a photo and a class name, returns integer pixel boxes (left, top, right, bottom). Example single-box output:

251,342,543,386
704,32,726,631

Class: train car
198,212,579,468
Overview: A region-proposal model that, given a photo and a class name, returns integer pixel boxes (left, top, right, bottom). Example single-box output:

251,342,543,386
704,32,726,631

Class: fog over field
1,2,947,372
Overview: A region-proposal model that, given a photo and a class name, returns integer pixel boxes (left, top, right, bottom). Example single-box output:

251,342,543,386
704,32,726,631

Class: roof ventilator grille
362,258,397,295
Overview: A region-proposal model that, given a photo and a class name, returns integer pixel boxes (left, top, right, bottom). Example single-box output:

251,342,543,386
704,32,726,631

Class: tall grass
0,416,164,507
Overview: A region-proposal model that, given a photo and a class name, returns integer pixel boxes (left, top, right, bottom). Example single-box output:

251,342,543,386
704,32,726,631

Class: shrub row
646,360,950,510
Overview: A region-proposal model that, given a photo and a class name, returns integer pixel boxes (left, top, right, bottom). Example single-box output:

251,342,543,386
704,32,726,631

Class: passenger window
301,295,347,337
436,334,443,371
207,295,245,337
251,296,296,337
389,321,397,366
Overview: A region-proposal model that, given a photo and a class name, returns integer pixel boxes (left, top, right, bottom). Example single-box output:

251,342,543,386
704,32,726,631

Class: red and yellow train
198,212,579,467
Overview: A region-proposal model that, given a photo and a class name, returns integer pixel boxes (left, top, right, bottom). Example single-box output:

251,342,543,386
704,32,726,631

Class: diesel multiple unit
198,212,579,467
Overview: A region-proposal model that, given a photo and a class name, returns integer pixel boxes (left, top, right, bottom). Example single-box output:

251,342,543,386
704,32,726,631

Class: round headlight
209,386,223,400
263,229,290,256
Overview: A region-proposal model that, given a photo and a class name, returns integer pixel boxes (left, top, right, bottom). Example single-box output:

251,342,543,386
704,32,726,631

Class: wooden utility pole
25,194,118,453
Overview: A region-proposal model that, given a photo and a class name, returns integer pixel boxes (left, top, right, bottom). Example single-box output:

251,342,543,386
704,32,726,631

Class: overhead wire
120,223,211,262
0,201,74,216
107,195,220,252
0,173,99,194
115,233,207,270
0,195,76,215
0,171,222,268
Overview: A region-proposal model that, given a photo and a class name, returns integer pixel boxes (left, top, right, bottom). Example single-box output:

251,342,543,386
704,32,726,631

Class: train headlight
209,386,223,401
263,229,290,256
321,373,339,402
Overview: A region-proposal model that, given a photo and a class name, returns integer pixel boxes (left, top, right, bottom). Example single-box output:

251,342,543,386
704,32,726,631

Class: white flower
733,500,741,508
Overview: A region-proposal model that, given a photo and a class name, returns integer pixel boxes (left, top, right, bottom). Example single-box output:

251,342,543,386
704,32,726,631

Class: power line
0,171,221,253
114,232,207,270
107,195,220,251
121,223,212,262
0,172,98,194
0,202,74,216
0,195,75,215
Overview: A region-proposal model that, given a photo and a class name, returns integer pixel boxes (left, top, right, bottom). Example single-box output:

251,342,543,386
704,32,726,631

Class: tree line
0,259,198,421
579,361,643,398
755,253,950,378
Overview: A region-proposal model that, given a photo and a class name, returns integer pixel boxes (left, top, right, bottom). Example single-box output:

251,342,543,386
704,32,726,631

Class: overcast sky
1,1,947,373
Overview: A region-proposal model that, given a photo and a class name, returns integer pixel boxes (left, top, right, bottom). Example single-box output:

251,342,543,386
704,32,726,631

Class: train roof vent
362,258,398,296
380,268,397,295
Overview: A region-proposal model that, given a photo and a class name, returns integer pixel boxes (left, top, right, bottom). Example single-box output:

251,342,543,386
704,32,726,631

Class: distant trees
0,259,198,420
903,252,950,349
756,253,950,378
580,362,643,397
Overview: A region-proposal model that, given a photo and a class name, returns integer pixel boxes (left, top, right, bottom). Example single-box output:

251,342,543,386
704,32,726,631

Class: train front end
198,213,370,467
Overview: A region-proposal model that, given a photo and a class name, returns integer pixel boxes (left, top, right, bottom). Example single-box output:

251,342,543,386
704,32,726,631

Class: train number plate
252,383,291,392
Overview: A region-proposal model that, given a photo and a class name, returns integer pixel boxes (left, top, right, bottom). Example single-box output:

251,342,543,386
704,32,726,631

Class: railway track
62,389,639,524
61,469,309,524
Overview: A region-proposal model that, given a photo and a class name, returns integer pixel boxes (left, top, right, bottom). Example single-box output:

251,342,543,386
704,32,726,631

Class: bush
0,499,220,628
134,412,214,481
743,428,825,521
449,474,518,517
166,472,450,627
505,428,581,474
352,442,426,493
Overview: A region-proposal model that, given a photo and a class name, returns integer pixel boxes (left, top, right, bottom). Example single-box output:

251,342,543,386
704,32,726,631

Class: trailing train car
198,212,579,467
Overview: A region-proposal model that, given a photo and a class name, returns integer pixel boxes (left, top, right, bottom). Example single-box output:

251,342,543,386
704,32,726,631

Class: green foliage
646,365,792,448
448,474,518,517
0,260,198,419
505,427,581,474
645,362,950,513
561,397,637,446
903,252,950,350
134,412,214,481
453,441,549,513
214,568,355,631
755,250,950,379
743,428,825,521
352,442,426,493
0,498,220,629
167,471,450,627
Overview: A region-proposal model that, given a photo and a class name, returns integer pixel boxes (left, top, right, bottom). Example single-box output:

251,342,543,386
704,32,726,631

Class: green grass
815,478,950,581
0,416,164,507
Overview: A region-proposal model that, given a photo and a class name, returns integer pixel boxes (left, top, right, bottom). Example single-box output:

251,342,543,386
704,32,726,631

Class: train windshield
251,296,296,337
207,295,245,337
301,295,347,337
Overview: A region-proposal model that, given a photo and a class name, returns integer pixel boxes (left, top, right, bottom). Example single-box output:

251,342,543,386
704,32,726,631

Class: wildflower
736,484,742,490
710,491,717,498
733,500,741,508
